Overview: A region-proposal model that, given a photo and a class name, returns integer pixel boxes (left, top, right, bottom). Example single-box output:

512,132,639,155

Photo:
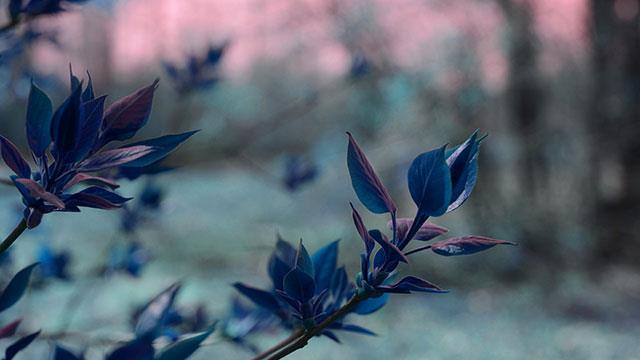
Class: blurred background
1,0,639,359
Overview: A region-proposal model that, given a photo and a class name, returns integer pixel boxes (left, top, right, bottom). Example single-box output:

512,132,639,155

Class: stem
261,294,367,360
404,244,431,256
0,219,27,255
251,329,304,360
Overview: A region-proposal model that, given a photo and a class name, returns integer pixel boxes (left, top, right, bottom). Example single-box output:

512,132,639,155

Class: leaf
376,276,447,294
118,131,198,168
106,338,154,360
0,135,31,178
350,203,374,256
53,344,84,360
337,323,376,336
353,294,388,315
70,95,106,161
283,267,316,303
431,236,516,256
25,81,53,157
0,319,21,339
62,173,119,191
101,79,159,143
156,328,214,360
64,187,130,210
346,132,396,214
14,178,65,209
51,82,82,158
391,218,448,242
368,230,408,264
312,240,339,292
134,282,181,339
294,240,314,277
403,146,451,247
5,331,40,360
0,263,39,313
446,131,480,212
267,240,296,291
81,72,94,102
233,283,282,315
78,145,155,172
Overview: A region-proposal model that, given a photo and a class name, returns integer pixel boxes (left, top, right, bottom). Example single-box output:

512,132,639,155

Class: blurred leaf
155,327,214,360
431,236,516,256
0,263,39,313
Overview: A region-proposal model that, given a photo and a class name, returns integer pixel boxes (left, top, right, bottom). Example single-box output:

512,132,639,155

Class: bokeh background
1,0,639,359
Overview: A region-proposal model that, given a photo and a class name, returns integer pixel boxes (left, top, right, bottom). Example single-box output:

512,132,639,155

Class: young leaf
376,276,447,294
312,240,339,292
156,328,214,360
5,330,40,360
0,263,39,313
283,267,316,303
134,282,181,339
294,240,314,277
391,218,448,242
106,338,154,360
118,131,198,168
78,145,156,172
0,135,31,178
431,236,516,256
346,132,396,214
233,283,282,315
26,81,53,157
446,131,480,212
101,79,159,142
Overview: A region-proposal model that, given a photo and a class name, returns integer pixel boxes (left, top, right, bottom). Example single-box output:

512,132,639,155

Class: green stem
259,293,367,360
0,219,28,255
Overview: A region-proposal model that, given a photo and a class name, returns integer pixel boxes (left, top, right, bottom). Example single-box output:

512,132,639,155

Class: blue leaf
0,135,31,179
25,81,53,157
431,236,516,256
312,240,339,292
134,282,181,339
106,338,154,360
233,283,282,315
51,81,82,158
5,330,40,360
53,344,84,360
350,203,374,257
64,187,131,210
81,72,94,102
0,263,39,313
446,131,480,212
118,131,198,168
368,230,407,263
376,276,447,294
70,95,106,161
346,132,396,214
338,323,376,336
156,328,214,360
403,146,451,247
392,218,448,242
294,240,314,277
353,293,388,315
283,267,316,303
100,79,159,143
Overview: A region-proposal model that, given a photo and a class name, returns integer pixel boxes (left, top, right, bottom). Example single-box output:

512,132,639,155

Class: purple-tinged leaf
0,263,38,313
377,276,447,294
268,238,296,290
65,186,131,210
368,230,408,264
391,218,448,242
118,131,198,168
100,79,159,143
53,344,84,360
283,267,316,303
446,131,480,212
27,209,43,228
51,81,82,157
431,236,516,256
62,173,119,191
353,294,388,315
5,330,40,360
156,328,214,360
312,240,339,292
275,290,302,313
105,338,154,360
81,72,94,102
134,282,181,339
0,135,31,178
346,132,396,214
14,178,65,209
350,203,374,256
402,146,451,248
0,319,21,339
78,145,155,172
25,81,53,157
233,283,282,314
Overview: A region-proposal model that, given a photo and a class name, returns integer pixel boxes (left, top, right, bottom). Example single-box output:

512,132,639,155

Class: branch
0,219,27,255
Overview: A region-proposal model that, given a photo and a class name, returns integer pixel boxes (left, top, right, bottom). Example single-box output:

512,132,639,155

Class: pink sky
33,0,587,92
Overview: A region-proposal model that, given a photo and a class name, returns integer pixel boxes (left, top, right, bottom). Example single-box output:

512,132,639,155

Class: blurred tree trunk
589,0,640,265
